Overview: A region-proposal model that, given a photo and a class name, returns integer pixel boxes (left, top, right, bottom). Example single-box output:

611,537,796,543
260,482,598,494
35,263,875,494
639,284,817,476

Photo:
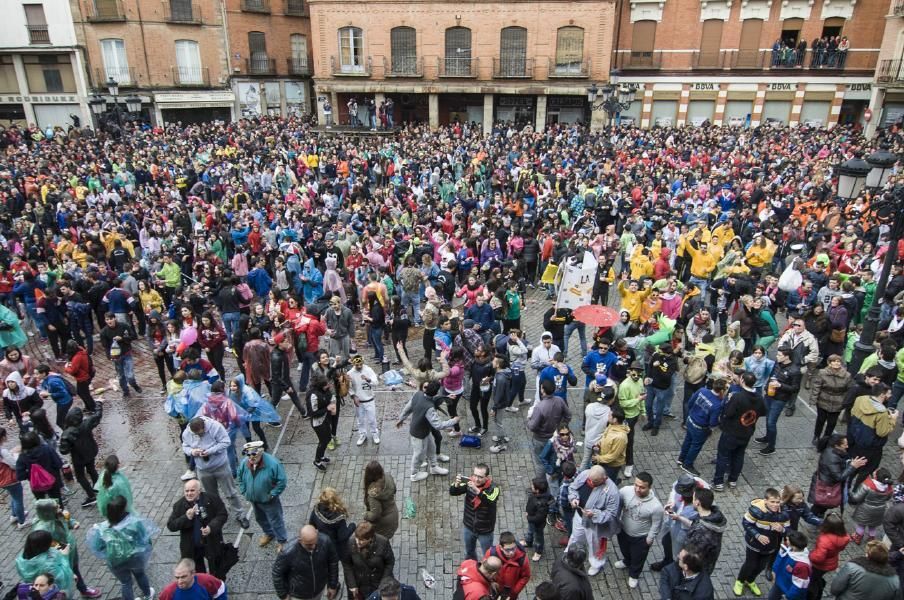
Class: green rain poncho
87,513,157,567
94,471,134,519
31,499,79,571
16,549,75,597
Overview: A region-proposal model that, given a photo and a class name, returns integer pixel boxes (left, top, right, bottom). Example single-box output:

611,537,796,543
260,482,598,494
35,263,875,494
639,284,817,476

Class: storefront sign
767,83,794,91
155,91,235,104
548,96,585,107
844,83,872,100
0,95,78,104
498,96,534,107
692,83,716,91
847,83,871,92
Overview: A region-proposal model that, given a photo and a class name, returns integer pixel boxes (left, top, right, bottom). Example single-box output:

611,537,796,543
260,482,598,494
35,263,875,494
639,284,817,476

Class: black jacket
550,554,594,600
658,563,715,600
99,322,135,356
342,534,395,597
815,446,857,486
883,502,904,550
58,406,102,465
15,443,63,488
272,533,340,599
683,507,727,575
450,480,500,535
270,347,293,389
719,388,765,440
525,489,555,526
167,492,227,566
309,504,355,562
770,360,801,402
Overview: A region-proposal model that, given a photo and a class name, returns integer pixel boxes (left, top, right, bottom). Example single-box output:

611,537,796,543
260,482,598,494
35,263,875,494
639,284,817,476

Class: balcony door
338,27,364,72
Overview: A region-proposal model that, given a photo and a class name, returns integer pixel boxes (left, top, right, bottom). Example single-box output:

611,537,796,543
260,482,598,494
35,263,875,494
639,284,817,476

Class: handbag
813,477,842,508
29,463,56,492
459,435,481,448
830,328,846,344
0,462,16,488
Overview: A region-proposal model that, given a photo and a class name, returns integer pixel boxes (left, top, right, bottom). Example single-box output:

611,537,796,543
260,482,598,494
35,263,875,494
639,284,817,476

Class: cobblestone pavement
0,290,899,600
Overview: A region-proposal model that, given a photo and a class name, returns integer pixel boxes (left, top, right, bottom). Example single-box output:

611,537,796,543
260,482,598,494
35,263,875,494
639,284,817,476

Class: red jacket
457,559,495,600
198,324,227,350
484,544,531,599
294,311,327,352
64,348,92,382
809,532,849,572
158,574,226,600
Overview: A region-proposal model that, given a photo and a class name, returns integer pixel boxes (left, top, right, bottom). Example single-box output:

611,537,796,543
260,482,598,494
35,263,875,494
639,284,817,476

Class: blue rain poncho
87,513,158,567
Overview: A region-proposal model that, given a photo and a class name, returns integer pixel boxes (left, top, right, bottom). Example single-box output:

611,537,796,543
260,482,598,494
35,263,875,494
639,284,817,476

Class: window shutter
24,4,47,25
444,27,471,75
630,21,656,66
291,34,306,60
555,27,584,67
737,19,763,67
391,27,416,73
698,20,723,67
248,32,266,58
500,26,527,76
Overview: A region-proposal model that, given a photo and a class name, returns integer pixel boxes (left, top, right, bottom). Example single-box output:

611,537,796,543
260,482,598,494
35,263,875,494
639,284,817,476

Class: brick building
0,0,91,127
611,0,885,128
224,0,313,118
72,0,233,125
869,0,904,132
307,0,615,132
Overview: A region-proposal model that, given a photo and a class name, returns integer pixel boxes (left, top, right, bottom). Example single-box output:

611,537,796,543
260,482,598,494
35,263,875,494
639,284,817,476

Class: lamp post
866,143,897,190
835,155,871,202
848,184,904,374
88,78,142,134
587,81,636,124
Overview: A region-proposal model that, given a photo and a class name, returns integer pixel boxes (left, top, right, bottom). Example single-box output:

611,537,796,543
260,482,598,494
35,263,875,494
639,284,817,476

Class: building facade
869,0,904,133
308,0,615,132
72,0,233,125
224,0,313,119
0,0,91,128
611,0,885,128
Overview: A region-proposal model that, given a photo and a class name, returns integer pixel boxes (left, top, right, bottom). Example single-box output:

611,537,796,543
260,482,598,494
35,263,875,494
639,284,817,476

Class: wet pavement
0,290,900,600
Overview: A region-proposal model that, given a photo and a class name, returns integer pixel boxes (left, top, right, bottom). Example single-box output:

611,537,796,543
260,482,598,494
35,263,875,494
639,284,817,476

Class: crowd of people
1,114,904,600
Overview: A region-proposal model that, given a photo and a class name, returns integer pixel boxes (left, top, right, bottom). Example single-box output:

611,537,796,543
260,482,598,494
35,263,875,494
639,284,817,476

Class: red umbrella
573,305,620,328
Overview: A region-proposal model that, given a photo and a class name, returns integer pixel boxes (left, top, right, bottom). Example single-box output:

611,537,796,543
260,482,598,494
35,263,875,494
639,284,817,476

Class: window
248,31,269,73
175,40,201,83
24,5,49,44
0,56,18,93
290,33,307,72
100,38,130,84
630,21,656,67
698,20,723,67
93,0,121,18
338,26,363,72
781,18,803,46
23,54,75,93
822,17,845,38
499,26,527,76
444,27,472,75
736,19,763,67
169,0,194,22
390,26,417,74
554,26,584,74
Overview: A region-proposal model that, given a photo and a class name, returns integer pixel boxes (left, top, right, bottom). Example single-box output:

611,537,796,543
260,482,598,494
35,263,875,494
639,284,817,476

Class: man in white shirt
530,332,561,403
347,355,379,446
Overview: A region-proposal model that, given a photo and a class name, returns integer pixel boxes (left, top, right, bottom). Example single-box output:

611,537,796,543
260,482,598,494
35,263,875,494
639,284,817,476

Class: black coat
342,534,395,597
658,563,715,600
449,480,499,535
550,554,594,600
58,406,102,465
167,492,227,566
15,443,63,490
272,533,340,600
309,504,355,561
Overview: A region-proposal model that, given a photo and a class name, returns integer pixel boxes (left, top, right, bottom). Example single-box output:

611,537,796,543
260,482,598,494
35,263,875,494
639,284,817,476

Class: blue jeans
369,325,385,362
226,428,238,476
891,381,904,411
298,350,315,392
678,419,711,469
713,432,749,485
401,292,421,325
689,276,709,302
222,312,241,346
764,396,785,450
462,527,494,561
563,321,587,358
645,385,672,428
3,482,25,524
114,354,138,393
253,496,289,543
525,521,545,554
109,554,151,600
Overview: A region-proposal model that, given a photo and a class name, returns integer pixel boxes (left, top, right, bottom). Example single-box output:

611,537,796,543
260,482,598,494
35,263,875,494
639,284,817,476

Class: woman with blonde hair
308,487,355,561
830,539,899,599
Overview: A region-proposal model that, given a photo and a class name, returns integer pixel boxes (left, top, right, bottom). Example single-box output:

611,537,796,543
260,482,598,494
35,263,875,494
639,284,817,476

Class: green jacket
156,262,182,288
237,452,288,504
618,376,646,419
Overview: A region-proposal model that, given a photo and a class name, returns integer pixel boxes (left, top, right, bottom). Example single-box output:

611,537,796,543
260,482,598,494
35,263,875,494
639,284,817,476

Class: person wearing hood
654,248,673,281
830,540,900,600
309,487,355,562
0,302,28,349
616,471,664,588
610,310,633,341
31,497,102,598
322,256,346,304
301,256,324,306
683,488,727,575
87,495,157,600
95,454,133,519
16,430,63,504
848,382,897,479
16,530,76,599
198,380,248,477
229,373,279,451
713,321,745,362
59,403,103,508
551,544,594,600
362,460,399,539
592,408,630,483
4,370,42,427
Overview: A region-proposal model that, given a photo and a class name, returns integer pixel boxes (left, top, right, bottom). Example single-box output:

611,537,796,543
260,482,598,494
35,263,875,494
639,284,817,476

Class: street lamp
866,143,897,190
587,82,636,123
835,155,871,201
91,78,142,134
849,185,904,374
106,77,119,98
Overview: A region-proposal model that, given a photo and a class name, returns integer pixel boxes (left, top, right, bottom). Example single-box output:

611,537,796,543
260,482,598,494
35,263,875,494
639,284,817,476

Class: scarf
551,434,575,464
470,478,494,509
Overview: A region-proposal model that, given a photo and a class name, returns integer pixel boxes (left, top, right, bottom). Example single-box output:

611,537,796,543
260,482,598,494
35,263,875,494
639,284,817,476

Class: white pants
568,513,608,570
357,400,379,436
411,434,437,475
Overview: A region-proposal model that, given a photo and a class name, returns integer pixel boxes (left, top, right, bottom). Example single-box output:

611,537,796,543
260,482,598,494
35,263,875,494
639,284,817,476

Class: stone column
590,107,606,131
535,95,547,130
428,93,439,129
483,93,493,134
866,86,884,138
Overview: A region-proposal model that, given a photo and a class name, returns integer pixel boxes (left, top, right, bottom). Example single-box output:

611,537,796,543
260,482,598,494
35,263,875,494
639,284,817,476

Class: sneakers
332,436,341,447
80,588,101,599
613,560,626,569
587,564,602,576
258,534,273,547
132,383,143,393
489,444,507,453
81,497,97,508
468,426,482,434
681,464,701,477
429,465,449,476
411,471,429,482
531,552,542,562
313,460,327,472
146,587,156,600
713,483,725,492
651,428,659,436
747,581,762,596
765,570,774,582
373,433,381,444
437,454,451,463
180,470,196,481
650,560,666,572
733,580,745,596
504,406,519,413
492,435,511,443
628,577,638,589
327,438,336,451
448,430,462,437
357,433,367,446
758,447,776,456
754,436,768,444
729,481,738,489
623,465,634,478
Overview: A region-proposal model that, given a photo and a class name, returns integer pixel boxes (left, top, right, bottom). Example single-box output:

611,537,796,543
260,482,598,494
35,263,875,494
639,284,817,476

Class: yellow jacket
594,423,630,467
851,395,896,440
629,249,654,281
686,242,717,278
711,223,735,248
745,241,776,268
618,281,650,322
139,289,165,313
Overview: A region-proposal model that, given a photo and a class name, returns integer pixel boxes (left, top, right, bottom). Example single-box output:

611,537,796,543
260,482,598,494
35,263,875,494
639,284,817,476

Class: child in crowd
734,487,790,597
522,476,554,562
808,512,849,600
770,530,811,600
849,467,893,544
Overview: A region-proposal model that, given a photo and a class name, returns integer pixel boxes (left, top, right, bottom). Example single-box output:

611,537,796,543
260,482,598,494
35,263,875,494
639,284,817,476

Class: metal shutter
736,19,762,67
631,21,656,66
799,101,831,126
555,27,584,73
687,100,715,125
762,100,790,124
698,20,723,67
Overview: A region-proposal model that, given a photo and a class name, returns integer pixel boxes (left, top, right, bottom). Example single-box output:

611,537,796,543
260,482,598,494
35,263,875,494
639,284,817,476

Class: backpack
685,355,708,385
29,462,56,492
236,282,254,303
294,318,309,353
50,374,77,399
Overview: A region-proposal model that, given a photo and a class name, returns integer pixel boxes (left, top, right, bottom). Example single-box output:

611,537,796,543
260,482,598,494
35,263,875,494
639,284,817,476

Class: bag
213,542,239,579
813,477,842,508
295,327,308,353
0,461,16,487
336,372,350,397
29,463,56,492
382,370,404,386
778,263,803,293
685,355,708,385
830,328,846,343
459,435,482,448
236,283,253,303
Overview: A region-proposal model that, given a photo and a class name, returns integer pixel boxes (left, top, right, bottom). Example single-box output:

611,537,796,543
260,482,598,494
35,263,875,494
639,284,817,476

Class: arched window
444,26,472,76
390,26,417,75
554,26,584,74
338,26,364,72
499,26,527,76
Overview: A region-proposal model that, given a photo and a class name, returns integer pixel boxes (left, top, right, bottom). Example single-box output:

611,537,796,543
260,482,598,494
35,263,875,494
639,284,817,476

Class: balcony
164,1,201,24
895,0,904,16
383,56,423,77
246,57,276,75
86,0,126,21
730,50,767,69
692,50,727,69
547,58,590,78
172,66,210,86
330,55,372,76
287,57,311,76
878,59,904,86
438,56,478,77
493,57,533,78
241,0,269,13
95,67,137,86
285,0,306,15
614,51,662,70
26,25,50,45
